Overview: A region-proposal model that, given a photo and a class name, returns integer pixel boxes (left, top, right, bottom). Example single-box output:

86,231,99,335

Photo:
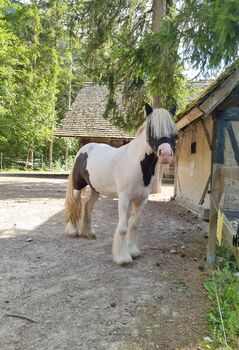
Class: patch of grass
202,247,239,350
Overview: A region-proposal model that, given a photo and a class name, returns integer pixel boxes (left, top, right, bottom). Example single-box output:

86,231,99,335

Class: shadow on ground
0,179,66,200
0,177,209,350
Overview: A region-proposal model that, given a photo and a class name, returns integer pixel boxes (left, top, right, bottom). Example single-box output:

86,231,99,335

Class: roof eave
176,68,239,131
54,131,133,139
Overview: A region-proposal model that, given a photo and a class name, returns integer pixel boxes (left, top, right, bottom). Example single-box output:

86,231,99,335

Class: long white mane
147,108,178,139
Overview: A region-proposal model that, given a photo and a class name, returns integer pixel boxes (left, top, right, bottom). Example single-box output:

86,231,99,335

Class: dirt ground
0,175,210,350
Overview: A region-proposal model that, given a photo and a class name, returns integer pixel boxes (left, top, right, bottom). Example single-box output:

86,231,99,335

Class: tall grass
202,246,239,350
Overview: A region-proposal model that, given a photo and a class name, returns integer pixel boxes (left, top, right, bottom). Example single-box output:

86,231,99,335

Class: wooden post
174,140,179,198
207,115,225,264
208,164,222,263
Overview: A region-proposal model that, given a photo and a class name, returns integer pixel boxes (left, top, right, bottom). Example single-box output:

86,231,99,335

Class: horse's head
145,103,178,164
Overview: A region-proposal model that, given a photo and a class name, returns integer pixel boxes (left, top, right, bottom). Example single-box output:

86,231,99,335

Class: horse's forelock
147,108,178,139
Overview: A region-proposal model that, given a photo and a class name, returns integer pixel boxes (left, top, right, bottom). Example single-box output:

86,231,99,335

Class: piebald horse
65,103,178,265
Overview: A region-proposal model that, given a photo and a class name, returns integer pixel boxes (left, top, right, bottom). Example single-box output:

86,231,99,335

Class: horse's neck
128,129,152,159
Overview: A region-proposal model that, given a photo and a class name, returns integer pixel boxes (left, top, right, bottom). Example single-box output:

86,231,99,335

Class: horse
64,103,178,265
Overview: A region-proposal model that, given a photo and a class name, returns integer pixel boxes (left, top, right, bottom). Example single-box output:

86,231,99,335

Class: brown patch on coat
72,152,92,190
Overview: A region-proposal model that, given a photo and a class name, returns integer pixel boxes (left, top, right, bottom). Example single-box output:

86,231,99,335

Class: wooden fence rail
208,166,239,264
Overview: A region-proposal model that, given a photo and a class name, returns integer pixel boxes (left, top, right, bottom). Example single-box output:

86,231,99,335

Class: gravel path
0,176,209,350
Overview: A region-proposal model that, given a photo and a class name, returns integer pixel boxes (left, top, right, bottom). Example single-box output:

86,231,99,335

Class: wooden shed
55,83,132,147
175,63,239,262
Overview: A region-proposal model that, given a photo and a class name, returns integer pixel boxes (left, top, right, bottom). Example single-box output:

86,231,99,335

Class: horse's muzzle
158,143,173,164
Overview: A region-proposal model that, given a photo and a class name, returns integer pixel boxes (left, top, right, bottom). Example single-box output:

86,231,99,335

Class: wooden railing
208,166,239,264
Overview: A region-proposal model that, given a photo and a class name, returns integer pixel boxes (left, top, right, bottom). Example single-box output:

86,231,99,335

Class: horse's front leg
127,198,147,259
112,193,132,266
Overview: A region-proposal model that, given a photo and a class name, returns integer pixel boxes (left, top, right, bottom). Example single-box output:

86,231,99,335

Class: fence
0,153,44,171
208,165,239,264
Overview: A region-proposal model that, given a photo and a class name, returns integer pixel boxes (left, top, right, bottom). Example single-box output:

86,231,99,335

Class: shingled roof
55,83,131,139
176,61,239,130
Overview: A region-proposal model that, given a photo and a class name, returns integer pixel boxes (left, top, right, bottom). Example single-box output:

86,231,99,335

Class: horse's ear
145,103,153,116
169,105,177,116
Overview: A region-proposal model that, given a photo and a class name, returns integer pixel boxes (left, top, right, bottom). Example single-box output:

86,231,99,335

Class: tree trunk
151,0,167,193
151,0,167,108
64,145,69,162
26,149,34,169
68,79,72,110
48,141,53,169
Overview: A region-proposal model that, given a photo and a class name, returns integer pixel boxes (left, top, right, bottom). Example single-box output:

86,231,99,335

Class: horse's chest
140,153,158,187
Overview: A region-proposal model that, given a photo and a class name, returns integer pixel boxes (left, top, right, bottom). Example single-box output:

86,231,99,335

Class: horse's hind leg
126,199,147,259
65,188,81,237
80,188,99,239
112,193,132,265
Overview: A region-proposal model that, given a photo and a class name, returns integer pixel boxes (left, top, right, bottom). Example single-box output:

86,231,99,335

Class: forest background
0,0,238,169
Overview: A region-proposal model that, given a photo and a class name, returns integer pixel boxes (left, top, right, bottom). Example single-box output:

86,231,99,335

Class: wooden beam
208,164,224,264
200,119,212,150
176,107,203,131
199,69,239,115
226,122,239,165
218,193,226,210
174,139,183,196
208,115,218,264
221,166,239,180
174,143,178,198
222,214,239,263
199,175,211,205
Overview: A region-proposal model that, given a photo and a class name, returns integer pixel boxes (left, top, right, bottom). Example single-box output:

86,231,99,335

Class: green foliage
203,247,239,349
77,0,239,130
1,0,239,161
0,0,84,162
79,0,186,130
178,0,239,72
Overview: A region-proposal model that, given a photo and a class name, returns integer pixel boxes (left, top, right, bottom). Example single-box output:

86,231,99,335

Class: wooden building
175,63,239,262
55,83,132,147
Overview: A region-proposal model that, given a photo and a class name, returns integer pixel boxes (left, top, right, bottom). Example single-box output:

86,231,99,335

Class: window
191,141,196,154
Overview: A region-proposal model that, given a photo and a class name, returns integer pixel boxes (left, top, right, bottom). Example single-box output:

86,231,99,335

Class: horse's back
78,142,120,163
75,142,124,196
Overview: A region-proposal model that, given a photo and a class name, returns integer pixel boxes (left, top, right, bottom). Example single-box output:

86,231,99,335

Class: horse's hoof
129,245,141,259
113,255,133,266
65,223,79,237
79,232,96,239
87,234,97,240
131,252,141,260
120,260,135,267
132,255,140,260
69,233,80,238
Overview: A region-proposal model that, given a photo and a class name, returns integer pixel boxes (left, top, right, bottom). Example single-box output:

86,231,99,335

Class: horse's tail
64,172,82,235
